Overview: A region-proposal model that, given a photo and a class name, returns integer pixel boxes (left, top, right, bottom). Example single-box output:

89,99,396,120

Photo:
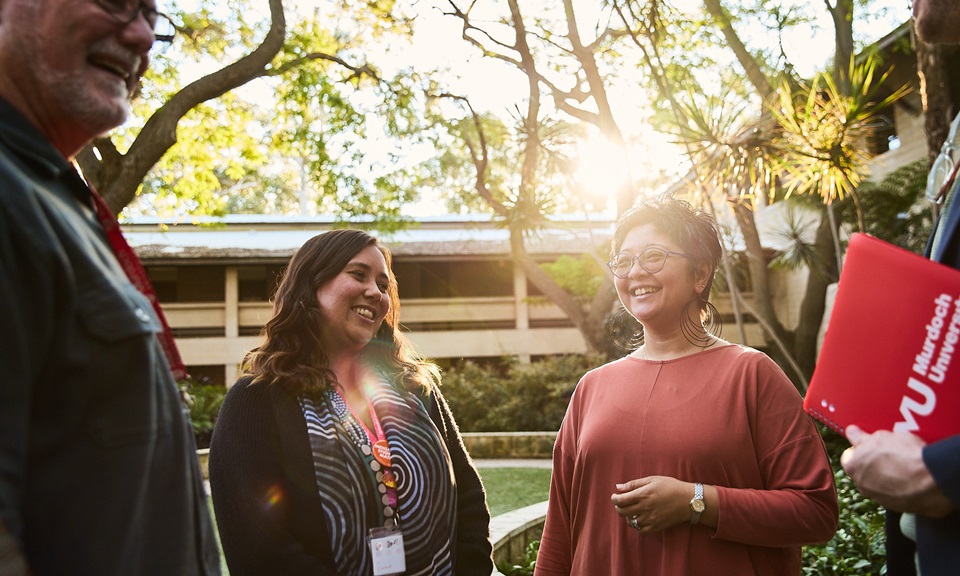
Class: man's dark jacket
0,97,221,575
884,191,960,576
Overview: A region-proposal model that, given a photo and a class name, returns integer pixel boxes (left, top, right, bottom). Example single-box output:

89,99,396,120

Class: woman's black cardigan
209,376,494,575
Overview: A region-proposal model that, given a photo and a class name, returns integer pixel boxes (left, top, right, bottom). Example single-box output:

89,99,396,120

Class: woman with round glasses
535,196,838,576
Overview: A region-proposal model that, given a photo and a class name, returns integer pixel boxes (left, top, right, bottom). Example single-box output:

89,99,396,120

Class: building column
225,266,239,386
513,262,531,363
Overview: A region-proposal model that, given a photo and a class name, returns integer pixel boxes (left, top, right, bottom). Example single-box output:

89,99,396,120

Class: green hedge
440,355,600,432
801,428,886,575
180,381,226,449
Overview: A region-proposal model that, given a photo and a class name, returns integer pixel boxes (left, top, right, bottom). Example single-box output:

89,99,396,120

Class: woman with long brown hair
210,229,492,575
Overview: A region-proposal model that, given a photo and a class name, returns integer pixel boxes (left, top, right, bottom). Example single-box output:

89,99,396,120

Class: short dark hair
612,195,722,301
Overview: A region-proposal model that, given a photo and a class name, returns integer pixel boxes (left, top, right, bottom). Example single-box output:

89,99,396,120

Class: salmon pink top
535,345,838,576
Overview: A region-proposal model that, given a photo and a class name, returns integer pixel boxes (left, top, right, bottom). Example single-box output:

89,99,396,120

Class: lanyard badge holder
369,522,405,576
339,390,407,575
368,438,405,576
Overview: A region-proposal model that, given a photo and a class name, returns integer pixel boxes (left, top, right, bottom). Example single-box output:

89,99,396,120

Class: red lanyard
340,390,399,525
342,393,392,468
88,187,188,381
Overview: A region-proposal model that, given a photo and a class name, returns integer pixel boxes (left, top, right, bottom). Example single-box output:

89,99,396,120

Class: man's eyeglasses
608,247,691,278
927,112,960,206
93,0,176,45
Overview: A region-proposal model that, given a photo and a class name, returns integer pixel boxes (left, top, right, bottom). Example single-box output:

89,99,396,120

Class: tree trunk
702,0,773,100
509,231,607,354
916,38,955,162
727,195,796,375
792,207,840,379
728,198,781,332
827,0,855,95
560,0,634,214
453,0,612,355
780,0,853,384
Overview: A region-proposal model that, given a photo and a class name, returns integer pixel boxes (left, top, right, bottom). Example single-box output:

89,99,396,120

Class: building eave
122,214,617,264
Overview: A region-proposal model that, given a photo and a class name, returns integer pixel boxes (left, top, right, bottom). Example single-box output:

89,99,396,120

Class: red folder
805,233,960,443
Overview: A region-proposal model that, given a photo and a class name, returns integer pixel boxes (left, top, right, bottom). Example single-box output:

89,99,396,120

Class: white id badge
368,525,405,576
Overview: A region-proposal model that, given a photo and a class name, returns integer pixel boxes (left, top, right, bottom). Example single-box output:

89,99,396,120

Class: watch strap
689,482,705,525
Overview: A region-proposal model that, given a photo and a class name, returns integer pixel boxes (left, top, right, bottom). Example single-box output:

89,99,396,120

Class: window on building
238,264,285,302
448,260,512,297
867,114,898,155
147,266,178,302
393,259,513,299
146,265,224,302
180,266,225,302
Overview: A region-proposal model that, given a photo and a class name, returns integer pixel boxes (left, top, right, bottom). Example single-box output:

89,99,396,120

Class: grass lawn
478,467,553,518
207,497,230,576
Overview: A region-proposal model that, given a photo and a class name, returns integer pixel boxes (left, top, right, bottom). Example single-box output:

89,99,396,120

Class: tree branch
702,0,774,100
270,52,381,83
93,0,288,214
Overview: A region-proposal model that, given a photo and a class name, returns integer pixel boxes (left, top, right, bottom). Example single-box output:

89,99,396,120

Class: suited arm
923,434,960,511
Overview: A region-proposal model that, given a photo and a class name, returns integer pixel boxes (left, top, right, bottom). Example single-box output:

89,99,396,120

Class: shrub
497,540,538,576
801,427,887,575
440,354,600,431
180,380,226,449
801,467,886,575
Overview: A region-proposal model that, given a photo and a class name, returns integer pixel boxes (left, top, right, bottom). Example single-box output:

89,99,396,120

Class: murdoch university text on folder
804,233,960,443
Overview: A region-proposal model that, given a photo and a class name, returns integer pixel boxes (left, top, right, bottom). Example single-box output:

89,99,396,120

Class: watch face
692,500,706,513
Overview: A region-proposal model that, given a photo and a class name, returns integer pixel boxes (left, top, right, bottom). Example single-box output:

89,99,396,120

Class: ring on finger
628,515,640,530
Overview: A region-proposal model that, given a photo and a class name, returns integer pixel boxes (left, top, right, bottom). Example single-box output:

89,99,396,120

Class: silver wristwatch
689,482,705,525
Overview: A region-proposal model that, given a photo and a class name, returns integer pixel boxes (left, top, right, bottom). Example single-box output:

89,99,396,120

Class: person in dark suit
841,2,960,574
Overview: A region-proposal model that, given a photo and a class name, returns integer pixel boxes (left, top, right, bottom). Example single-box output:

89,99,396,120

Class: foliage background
801,428,887,575
439,355,598,432
181,380,226,449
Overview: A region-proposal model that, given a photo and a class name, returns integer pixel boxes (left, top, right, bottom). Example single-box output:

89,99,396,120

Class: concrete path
474,458,552,469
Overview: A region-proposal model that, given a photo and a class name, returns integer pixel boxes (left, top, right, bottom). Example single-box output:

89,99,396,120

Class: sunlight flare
574,135,631,204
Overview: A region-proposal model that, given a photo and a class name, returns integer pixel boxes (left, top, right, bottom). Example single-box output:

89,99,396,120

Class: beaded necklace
327,388,399,526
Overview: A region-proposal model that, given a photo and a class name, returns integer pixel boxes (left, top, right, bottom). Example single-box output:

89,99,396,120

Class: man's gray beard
11,24,132,138
39,66,131,137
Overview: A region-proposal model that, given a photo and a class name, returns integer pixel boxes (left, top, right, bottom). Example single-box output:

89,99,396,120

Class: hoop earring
680,297,722,348
606,307,644,353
